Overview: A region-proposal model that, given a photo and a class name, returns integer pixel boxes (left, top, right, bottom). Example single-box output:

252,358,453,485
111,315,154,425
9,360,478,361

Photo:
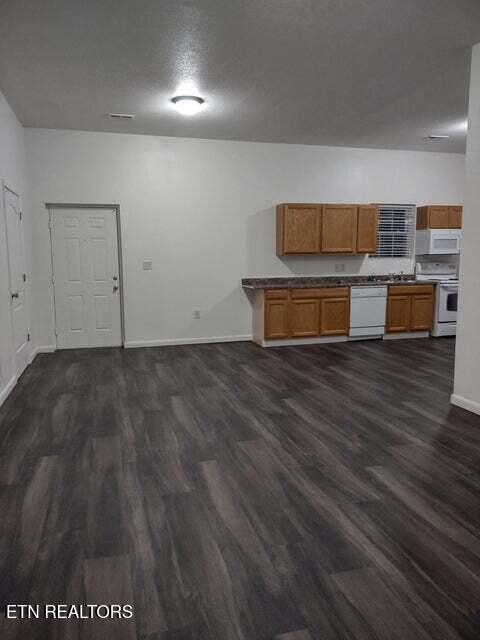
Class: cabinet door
357,205,378,253
386,296,411,332
282,205,320,254
416,207,428,230
321,205,357,253
448,206,463,229
410,295,433,331
290,299,319,337
428,206,449,229
265,300,289,339
320,298,349,335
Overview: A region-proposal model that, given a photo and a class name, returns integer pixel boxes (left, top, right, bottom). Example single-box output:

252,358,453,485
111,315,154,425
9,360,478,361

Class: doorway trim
2,178,32,374
45,203,126,348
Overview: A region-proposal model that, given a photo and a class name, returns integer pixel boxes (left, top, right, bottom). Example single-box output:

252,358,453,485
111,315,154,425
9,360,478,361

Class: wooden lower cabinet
410,295,434,331
265,299,289,339
264,288,349,340
386,285,434,333
261,284,433,343
290,298,319,337
320,298,349,335
386,296,411,332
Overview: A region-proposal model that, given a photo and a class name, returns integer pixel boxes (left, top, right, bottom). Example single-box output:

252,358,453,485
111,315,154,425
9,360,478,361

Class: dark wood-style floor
1,337,480,639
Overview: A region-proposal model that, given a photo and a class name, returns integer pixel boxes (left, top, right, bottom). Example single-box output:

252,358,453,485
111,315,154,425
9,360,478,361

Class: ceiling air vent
108,113,135,120
428,134,449,140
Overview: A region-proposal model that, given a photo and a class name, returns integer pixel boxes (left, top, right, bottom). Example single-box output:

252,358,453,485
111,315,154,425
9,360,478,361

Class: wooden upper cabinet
265,298,289,339
290,298,319,337
429,206,450,229
320,298,349,335
356,205,378,253
277,204,320,255
276,203,380,255
449,206,463,229
321,205,357,253
417,205,462,229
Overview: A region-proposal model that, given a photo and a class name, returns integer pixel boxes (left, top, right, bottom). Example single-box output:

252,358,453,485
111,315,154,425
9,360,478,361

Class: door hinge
27,333,30,342
23,273,26,282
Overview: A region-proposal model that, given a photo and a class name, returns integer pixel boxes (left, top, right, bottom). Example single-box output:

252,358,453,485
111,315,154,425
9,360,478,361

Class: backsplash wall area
26,129,465,346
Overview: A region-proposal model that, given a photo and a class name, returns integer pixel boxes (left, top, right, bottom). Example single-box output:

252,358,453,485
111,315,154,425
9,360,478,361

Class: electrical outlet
334,263,345,273
193,310,201,320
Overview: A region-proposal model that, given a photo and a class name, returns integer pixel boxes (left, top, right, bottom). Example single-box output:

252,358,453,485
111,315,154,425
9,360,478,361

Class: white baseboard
30,344,56,362
124,335,252,349
1,345,55,409
0,375,17,408
450,393,480,416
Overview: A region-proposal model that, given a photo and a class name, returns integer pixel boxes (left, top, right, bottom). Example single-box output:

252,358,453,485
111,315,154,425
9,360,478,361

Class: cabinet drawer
265,289,289,299
290,288,322,299
388,284,433,296
290,287,349,299
317,287,349,298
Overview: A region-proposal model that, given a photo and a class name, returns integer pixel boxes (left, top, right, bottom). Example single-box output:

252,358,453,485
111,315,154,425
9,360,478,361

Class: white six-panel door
4,186,30,377
50,208,122,349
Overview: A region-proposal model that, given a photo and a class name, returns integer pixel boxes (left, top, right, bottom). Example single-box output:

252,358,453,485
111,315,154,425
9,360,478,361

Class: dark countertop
242,275,416,289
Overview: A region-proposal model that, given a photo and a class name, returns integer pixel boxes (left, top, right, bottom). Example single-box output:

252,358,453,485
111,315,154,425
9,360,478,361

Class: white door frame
2,179,32,373
46,203,126,348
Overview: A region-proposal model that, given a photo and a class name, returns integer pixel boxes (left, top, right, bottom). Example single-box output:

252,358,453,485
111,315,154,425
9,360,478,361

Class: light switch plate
142,261,153,270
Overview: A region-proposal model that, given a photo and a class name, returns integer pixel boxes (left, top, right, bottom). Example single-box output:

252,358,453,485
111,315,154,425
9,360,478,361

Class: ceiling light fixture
171,95,205,116
455,119,469,133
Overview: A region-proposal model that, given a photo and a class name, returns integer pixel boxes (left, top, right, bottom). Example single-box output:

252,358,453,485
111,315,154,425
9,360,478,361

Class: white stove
416,262,458,337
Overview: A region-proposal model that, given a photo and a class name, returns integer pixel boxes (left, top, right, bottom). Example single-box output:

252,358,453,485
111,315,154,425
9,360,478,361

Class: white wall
0,90,30,404
452,43,480,416
25,128,465,348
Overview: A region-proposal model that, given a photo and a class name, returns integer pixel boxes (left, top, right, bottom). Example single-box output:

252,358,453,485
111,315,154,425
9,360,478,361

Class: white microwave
415,229,462,255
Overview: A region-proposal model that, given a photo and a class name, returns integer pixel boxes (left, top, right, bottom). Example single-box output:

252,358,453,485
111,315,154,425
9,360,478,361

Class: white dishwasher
349,286,387,338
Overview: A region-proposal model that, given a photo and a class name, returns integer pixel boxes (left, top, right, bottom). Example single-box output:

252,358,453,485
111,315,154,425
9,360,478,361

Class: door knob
11,292,19,299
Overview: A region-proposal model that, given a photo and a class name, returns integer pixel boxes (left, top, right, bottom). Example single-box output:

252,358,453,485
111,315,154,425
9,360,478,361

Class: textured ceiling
0,0,479,152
